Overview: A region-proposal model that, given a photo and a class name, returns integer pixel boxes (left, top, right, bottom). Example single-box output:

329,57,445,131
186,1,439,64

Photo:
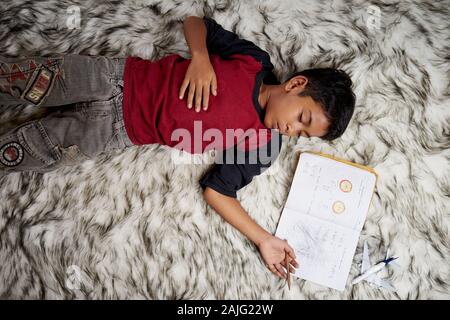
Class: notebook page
284,152,376,231
275,208,360,291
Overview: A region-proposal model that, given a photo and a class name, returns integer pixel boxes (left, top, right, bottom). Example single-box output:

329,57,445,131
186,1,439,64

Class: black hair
287,68,356,141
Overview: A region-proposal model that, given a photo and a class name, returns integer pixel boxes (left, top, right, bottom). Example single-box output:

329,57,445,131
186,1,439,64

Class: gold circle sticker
339,179,352,193
332,201,346,214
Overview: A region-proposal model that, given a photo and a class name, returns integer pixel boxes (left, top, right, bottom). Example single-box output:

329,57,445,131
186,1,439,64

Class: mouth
274,122,285,134
275,123,281,132
271,122,278,131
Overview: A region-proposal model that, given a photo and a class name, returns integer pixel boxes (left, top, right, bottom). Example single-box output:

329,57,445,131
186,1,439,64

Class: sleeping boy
0,16,355,280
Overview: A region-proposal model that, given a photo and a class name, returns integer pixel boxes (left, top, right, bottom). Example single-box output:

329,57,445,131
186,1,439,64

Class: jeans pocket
57,144,90,167
0,121,59,173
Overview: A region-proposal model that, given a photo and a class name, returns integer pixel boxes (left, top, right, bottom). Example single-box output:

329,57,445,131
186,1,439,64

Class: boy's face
263,76,330,138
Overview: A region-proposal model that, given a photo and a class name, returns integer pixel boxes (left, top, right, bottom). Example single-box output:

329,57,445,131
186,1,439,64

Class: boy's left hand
257,235,299,279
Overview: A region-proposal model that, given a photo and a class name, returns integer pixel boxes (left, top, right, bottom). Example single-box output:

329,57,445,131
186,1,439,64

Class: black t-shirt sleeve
202,16,274,71
199,133,283,198
199,162,261,198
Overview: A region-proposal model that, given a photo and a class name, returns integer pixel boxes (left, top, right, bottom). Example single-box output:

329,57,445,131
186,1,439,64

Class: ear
284,75,308,93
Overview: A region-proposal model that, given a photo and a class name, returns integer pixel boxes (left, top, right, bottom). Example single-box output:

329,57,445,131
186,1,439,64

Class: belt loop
115,57,125,80
113,93,123,130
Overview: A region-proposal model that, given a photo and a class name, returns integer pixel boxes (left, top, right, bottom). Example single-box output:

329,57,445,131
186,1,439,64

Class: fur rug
0,0,448,299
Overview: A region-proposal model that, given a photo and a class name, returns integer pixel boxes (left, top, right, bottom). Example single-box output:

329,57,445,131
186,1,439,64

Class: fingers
267,264,281,278
188,83,208,112
270,264,284,278
288,256,299,269
179,78,189,102
266,260,297,279
287,263,296,274
211,76,217,96
187,85,195,110
284,240,300,268
202,84,210,111
181,78,217,111
282,257,297,274
275,263,287,278
194,84,203,112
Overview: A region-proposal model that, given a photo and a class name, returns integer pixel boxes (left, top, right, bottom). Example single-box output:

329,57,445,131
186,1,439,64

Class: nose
285,123,292,135
286,123,301,135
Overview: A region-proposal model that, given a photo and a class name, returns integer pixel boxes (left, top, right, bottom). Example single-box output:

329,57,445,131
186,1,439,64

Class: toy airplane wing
361,240,371,273
366,274,396,291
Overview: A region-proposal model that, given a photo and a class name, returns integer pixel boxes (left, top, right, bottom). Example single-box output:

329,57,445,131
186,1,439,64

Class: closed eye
300,111,312,126
300,111,311,138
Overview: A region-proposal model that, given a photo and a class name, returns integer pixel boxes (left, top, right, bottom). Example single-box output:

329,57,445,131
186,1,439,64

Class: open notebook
275,151,378,291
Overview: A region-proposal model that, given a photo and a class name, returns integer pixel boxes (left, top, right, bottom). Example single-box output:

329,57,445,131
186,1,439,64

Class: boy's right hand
179,53,217,112
257,235,299,279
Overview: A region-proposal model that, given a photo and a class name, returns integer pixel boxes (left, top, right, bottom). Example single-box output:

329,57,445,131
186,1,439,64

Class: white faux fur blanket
0,0,448,299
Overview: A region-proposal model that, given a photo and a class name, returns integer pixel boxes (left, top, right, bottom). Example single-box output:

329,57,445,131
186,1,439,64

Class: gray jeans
0,54,134,178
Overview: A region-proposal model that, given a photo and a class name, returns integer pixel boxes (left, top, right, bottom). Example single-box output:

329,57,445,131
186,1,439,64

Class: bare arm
183,16,209,59
180,16,217,111
203,187,299,279
203,186,272,246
